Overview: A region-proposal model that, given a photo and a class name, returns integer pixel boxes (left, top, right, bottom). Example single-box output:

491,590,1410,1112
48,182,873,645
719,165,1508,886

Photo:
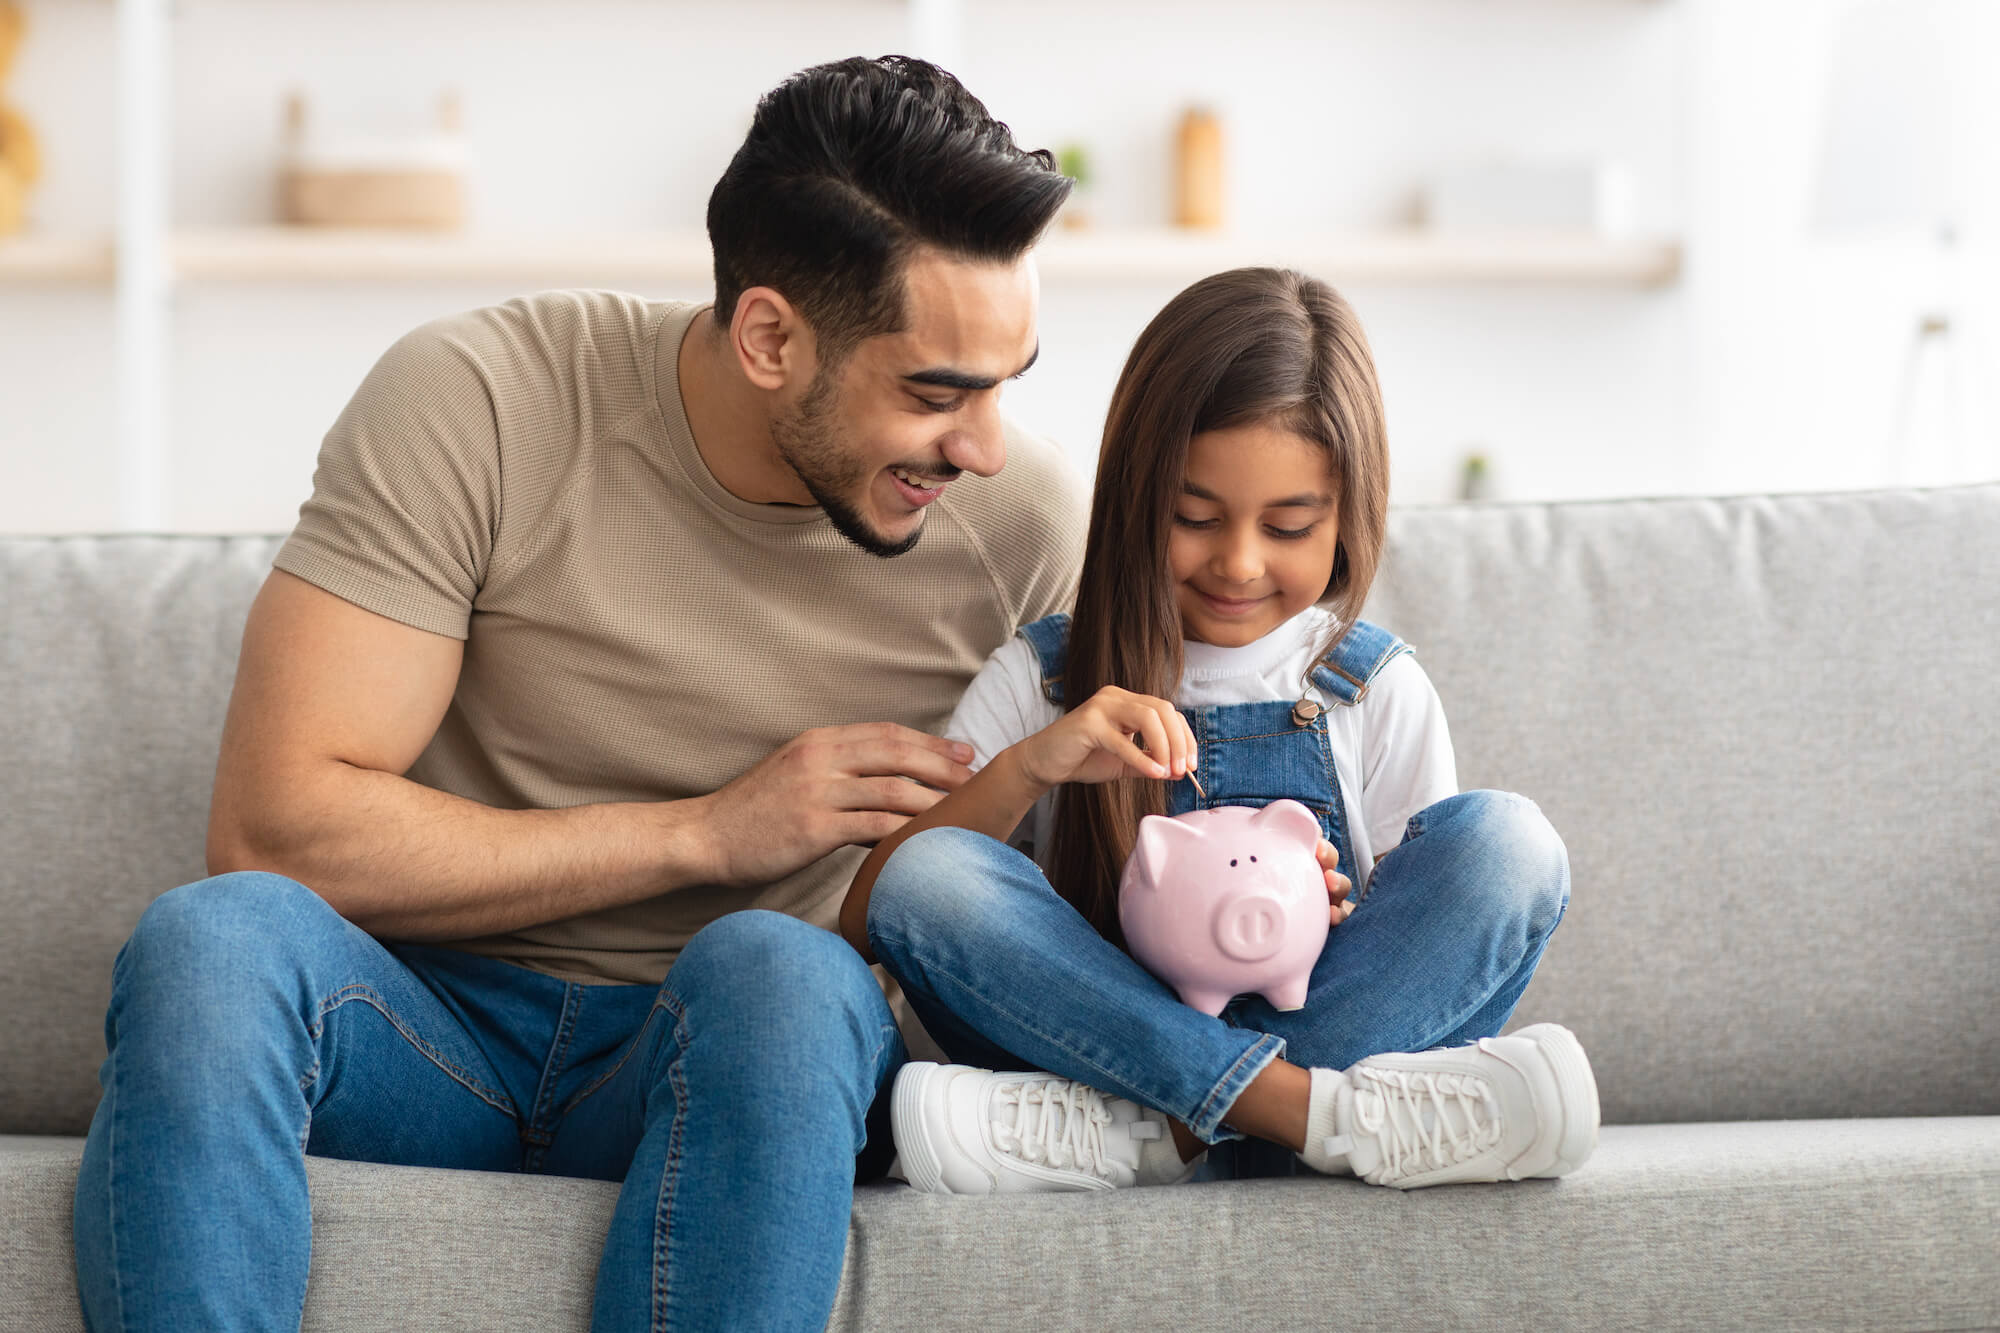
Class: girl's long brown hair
1045,267,1390,944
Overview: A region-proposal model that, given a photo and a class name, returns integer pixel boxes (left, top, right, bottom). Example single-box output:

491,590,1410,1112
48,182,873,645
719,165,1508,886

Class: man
73,56,1082,1331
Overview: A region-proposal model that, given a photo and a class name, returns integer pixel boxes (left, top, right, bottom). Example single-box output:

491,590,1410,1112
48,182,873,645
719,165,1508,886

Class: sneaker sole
891,1062,951,1195
1509,1022,1600,1178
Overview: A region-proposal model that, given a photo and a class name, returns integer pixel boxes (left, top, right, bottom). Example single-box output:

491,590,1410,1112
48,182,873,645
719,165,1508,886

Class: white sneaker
1303,1022,1600,1189
892,1062,1185,1195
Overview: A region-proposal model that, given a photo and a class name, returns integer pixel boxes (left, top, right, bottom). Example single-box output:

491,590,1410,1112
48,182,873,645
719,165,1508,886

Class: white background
2,0,1996,534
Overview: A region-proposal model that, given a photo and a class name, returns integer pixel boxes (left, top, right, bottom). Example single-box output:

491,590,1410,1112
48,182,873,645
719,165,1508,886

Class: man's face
770,249,1040,558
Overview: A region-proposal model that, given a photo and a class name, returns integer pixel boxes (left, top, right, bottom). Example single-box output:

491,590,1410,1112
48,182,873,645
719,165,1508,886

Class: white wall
1,0,1995,534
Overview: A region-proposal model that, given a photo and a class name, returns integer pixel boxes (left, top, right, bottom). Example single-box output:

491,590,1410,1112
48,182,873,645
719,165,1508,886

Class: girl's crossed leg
866,789,1596,1192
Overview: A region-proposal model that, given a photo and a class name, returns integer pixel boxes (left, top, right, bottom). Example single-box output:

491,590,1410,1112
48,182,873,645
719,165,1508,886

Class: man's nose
941,400,1006,479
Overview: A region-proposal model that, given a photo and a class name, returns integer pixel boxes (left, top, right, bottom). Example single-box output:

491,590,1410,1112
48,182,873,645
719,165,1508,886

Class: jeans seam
308,985,515,1116
1208,727,1333,744
557,996,672,1119
525,983,586,1141
651,990,691,1333
104,1054,129,1333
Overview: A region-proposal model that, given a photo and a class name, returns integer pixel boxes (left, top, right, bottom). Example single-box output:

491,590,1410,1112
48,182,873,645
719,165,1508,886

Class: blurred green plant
1056,143,1092,188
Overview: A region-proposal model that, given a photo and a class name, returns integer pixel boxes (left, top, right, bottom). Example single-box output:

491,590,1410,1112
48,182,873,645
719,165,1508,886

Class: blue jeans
866,789,1569,1178
72,875,904,1332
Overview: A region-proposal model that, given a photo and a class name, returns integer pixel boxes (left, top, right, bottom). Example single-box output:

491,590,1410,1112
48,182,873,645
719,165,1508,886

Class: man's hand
1318,838,1355,926
696,723,977,888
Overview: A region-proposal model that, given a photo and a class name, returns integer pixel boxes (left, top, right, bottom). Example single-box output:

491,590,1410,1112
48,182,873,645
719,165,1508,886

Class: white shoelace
989,1078,1115,1178
1351,1066,1503,1179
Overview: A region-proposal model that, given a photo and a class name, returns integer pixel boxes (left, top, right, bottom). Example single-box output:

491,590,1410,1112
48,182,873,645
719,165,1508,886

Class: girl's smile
1170,419,1342,647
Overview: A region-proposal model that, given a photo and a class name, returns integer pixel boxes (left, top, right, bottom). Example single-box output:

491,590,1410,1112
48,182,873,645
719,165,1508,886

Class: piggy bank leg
1261,975,1311,1012
1177,986,1235,1018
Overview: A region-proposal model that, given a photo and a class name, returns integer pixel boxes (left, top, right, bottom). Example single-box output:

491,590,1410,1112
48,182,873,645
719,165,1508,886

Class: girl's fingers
1148,699,1188,776
1110,731,1164,778
1131,709,1173,778
1170,704,1197,776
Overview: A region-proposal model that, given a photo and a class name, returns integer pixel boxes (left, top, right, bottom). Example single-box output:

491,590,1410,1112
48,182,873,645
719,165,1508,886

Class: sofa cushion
10,1120,1999,1330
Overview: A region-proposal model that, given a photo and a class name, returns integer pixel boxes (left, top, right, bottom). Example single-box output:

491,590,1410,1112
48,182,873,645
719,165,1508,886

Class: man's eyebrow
1182,481,1335,509
904,341,1040,391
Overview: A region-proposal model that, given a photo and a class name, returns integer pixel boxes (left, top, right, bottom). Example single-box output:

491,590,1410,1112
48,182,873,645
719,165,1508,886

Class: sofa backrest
2,486,1995,1135
1362,484,1998,1124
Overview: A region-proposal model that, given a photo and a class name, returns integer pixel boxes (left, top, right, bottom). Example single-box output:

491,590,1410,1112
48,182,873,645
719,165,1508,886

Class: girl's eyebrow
1181,481,1334,509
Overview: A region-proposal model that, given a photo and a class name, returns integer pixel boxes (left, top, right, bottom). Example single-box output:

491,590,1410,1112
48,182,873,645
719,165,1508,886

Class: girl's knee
870,826,1035,935
1411,789,1570,928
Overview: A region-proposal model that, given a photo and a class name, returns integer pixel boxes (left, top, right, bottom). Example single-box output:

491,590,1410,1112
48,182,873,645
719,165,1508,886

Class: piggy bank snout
1212,894,1289,963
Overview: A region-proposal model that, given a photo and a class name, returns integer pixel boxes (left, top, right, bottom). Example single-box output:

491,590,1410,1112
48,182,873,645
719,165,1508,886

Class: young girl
840,266,1597,1192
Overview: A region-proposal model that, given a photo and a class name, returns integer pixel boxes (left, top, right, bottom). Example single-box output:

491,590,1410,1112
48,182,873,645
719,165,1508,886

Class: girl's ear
1250,799,1322,850
1130,814,1205,886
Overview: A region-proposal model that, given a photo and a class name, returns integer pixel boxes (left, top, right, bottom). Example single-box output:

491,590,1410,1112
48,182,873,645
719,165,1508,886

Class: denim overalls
1015,611,1411,896
1014,611,1418,1177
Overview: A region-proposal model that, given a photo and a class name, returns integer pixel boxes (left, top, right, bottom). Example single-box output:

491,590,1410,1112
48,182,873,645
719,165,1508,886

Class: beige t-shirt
275,289,1086,992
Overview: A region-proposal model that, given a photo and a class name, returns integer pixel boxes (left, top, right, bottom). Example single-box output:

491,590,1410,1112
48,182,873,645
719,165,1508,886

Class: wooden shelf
2,227,1683,288
0,234,116,282
172,228,710,282
1037,227,1682,286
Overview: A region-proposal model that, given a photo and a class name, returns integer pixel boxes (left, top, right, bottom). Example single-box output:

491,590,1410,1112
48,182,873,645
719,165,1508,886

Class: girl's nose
1214,532,1262,584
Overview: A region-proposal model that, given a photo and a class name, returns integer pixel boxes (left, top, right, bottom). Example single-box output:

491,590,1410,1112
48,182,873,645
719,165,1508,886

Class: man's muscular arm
206,571,972,941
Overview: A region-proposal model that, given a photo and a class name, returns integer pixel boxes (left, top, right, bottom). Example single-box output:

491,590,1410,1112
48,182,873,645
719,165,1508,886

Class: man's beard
769,368,923,560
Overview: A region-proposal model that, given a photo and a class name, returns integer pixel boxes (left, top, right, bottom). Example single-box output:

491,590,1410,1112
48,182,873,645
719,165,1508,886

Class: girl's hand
1012,686,1197,789
1318,839,1356,926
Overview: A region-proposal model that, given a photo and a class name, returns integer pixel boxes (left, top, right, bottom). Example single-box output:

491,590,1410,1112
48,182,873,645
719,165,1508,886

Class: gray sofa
3,485,1996,1332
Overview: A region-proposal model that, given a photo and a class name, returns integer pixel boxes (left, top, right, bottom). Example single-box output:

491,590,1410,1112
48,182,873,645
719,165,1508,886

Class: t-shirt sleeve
943,635,1057,861
273,316,503,640
1359,653,1460,855
943,635,1050,771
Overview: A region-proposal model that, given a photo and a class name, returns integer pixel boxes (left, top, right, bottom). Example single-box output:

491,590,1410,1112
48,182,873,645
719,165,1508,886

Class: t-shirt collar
1180,606,1334,683
649,301,827,526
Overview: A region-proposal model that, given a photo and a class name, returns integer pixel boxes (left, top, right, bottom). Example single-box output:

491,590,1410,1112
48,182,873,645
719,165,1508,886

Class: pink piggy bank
1118,800,1329,1016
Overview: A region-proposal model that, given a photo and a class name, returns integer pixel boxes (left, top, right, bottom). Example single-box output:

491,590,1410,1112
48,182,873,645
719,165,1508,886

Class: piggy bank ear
1249,799,1322,850
1130,814,1206,888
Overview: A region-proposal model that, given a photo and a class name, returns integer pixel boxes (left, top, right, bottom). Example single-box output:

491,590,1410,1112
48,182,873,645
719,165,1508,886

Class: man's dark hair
706,56,1070,360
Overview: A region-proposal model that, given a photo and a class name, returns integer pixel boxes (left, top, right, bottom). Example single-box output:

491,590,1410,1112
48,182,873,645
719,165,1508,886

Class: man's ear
729,286,816,393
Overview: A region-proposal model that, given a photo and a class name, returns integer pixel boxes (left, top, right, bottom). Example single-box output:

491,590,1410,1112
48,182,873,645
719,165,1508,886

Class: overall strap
1016,612,1072,705
1307,619,1411,707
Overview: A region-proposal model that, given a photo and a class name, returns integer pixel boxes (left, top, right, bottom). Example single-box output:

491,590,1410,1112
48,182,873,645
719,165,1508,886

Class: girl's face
1169,420,1341,647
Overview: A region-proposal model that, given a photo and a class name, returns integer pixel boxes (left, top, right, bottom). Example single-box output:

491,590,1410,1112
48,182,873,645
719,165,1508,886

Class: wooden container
278,92,466,230
1173,106,1224,230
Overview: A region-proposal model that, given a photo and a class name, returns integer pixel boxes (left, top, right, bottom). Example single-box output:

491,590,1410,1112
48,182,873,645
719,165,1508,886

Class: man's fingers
841,738,976,790
838,776,949,817
834,810,914,849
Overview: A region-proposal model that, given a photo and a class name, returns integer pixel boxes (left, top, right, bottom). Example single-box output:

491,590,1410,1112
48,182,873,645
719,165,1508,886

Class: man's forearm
208,761,717,941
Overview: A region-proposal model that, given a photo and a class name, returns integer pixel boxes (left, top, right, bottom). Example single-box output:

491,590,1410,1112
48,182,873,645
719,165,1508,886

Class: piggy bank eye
1229,859,1237,867
1249,855,1258,863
